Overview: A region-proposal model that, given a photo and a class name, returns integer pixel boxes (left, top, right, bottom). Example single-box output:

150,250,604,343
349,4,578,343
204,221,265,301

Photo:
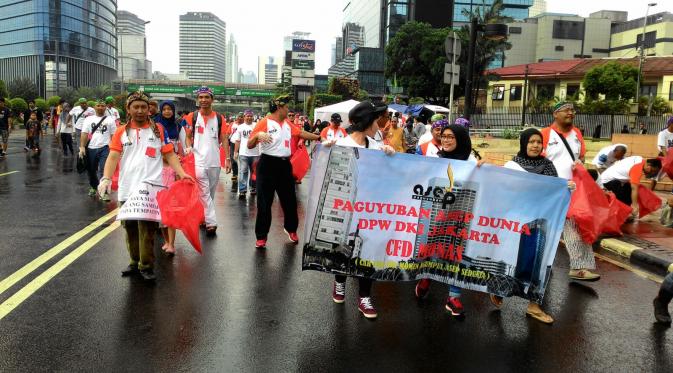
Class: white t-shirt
82,115,116,149
58,112,74,134
591,144,627,169
599,156,643,186
542,127,583,180
229,122,240,144
192,112,222,168
231,122,259,157
335,135,381,150
251,117,301,158
657,129,673,151
105,106,120,124
321,126,347,141
70,106,95,130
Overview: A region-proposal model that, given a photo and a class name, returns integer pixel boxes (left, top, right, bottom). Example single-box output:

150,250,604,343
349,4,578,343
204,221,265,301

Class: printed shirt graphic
231,122,260,157
70,106,95,130
599,156,644,186
0,108,10,129
250,117,301,157
109,122,173,201
541,125,585,180
657,129,673,150
82,115,117,149
320,126,347,141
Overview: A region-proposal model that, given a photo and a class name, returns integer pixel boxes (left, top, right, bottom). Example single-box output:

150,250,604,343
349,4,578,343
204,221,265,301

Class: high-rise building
528,0,546,18
453,0,533,28
179,12,226,82
0,0,118,97
334,36,344,63
241,70,258,84
257,56,281,85
226,34,239,83
117,10,152,80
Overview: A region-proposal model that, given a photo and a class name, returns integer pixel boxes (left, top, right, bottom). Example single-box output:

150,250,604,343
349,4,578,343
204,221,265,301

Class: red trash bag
663,151,673,179
291,144,310,181
601,192,632,235
181,153,196,179
220,146,226,168
638,185,662,218
567,165,611,244
111,164,120,191
156,179,204,253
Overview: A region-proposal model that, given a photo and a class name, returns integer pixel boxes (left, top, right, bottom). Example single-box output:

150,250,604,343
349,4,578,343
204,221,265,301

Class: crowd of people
5,86,673,325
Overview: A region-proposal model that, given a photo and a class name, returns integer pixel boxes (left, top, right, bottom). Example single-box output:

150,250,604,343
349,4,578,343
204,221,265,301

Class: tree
34,98,49,113
9,98,28,121
7,77,38,102
0,79,8,99
328,77,361,100
583,61,639,101
59,87,78,105
639,95,672,116
385,21,450,105
47,96,61,107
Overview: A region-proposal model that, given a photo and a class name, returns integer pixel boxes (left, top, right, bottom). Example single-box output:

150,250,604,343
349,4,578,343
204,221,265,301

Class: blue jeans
86,146,109,189
238,155,258,193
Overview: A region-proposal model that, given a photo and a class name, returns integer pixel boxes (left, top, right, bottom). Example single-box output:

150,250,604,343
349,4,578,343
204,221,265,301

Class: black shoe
121,264,139,277
654,296,672,324
250,189,257,196
139,268,156,281
239,193,246,199
206,226,217,237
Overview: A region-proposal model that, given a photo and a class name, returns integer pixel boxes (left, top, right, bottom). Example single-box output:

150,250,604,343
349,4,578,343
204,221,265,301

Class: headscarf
437,124,472,161
126,91,150,108
432,119,448,129
156,101,180,140
512,128,558,176
553,101,574,113
454,117,470,128
195,86,214,98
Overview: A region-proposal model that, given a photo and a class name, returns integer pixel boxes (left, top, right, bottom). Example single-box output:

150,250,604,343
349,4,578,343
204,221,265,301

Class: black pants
61,133,73,155
229,143,238,176
255,154,298,239
604,179,632,205
335,275,373,297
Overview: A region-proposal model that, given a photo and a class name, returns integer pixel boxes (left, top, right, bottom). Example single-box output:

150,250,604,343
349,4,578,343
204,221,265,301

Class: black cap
348,101,388,130
331,113,342,123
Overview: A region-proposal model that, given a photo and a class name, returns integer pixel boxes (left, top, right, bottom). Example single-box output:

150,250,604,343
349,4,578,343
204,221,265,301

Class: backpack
184,111,225,146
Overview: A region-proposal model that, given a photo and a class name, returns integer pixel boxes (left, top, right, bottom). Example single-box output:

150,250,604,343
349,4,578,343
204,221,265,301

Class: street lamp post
463,18,508,120
635,3,657,109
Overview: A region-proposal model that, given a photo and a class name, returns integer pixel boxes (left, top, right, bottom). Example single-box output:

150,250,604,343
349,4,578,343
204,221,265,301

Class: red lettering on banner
385,240,412,257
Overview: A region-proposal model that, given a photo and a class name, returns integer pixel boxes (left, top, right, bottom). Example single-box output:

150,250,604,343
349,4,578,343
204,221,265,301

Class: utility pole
520,64,529,127
448,35,457,124
463,17,478,120
635,3,657,108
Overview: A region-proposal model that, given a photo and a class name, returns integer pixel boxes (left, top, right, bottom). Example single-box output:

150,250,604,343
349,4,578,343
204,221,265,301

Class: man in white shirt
80,99,117,200
600,156,661,215
658,117,673,156
591,144,627,173
68,98,95,147
229,112,243,190
233,110,260,199
105,96,121,126
418,113,445,145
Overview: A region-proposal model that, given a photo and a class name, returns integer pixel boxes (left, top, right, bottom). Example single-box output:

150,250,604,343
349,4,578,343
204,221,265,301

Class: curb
599,238,673,275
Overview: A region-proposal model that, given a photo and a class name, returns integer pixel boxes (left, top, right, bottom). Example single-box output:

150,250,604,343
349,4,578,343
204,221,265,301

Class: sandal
526,306,554,324
164,245,176,256
489,294,503,309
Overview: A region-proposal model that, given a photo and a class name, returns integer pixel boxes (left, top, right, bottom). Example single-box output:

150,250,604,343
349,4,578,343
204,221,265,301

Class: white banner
116,182,163,222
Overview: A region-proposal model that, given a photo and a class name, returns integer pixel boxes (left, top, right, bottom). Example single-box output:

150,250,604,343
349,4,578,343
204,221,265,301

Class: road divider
0,221,121,321
0,209,118,297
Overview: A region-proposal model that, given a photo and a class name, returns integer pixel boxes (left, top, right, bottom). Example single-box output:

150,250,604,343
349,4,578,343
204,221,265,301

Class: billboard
292,39,316,52
292,52,315,61
291,77,315,86
291,60,315,70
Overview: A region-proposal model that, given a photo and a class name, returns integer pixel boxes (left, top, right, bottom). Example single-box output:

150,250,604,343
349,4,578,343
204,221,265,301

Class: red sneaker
445,296,464,316
284,229,299,243
358,297,378,319
415,278,431,299
255,238,267,249
333,281,345,304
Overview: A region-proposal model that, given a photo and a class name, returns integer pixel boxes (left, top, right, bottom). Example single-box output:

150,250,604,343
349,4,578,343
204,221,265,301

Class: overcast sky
117,0,668,77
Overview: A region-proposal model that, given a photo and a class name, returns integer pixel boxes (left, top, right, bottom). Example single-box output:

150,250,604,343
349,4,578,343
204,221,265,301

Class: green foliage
7,77,38,102
577,97,630,115
0,80,8,99
34,98,48,112
385,21,450,105
357,89,369,101
59,87,78,105
47,96,61,107
502,128,519,139
9,97,28,116
583,61,639,101
328,77,360,100
306,93,343,122
408,97,425,105
639,95,672,116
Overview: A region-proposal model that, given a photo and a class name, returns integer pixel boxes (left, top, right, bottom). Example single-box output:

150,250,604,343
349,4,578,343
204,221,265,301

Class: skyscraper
179,12,226,82
226,34,238,83
257,56,281,85
117,10,152,80
0,0,118,97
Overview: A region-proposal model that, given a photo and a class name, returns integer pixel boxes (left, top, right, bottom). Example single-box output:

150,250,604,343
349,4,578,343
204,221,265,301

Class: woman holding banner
489,127,575,324
323,100,395,319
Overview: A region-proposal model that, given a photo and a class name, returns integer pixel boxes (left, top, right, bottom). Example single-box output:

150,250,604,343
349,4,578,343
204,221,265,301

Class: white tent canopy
424,104,450,114
313,99,360,126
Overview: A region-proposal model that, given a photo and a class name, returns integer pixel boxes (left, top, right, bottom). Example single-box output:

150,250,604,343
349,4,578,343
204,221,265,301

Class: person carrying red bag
541,101,599,282
599,156,662,219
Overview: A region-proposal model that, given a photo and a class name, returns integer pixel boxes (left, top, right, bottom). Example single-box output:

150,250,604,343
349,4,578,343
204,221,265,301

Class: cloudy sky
116,0,666,77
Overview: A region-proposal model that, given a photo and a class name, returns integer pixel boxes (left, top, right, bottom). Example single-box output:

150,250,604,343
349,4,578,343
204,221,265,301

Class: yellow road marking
0,171,19,177
0,209,118,296
0,221,120,321
595,253,663,284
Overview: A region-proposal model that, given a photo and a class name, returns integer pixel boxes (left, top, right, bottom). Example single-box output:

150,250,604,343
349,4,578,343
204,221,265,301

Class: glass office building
0,0,118,97
453,0,533,27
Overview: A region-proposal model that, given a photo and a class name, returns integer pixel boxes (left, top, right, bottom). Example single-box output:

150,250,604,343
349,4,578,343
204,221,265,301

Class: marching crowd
6,86,673,325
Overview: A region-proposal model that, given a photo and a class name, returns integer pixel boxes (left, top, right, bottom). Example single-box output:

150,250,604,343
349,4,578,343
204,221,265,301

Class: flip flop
489,294,503,309
526,309,554,324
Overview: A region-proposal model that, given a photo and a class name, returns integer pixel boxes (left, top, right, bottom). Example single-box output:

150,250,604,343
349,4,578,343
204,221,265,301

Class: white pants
196,166,221,226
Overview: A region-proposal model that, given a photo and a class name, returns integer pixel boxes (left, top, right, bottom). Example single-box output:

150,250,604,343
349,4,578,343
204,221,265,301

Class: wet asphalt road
0,133,672,372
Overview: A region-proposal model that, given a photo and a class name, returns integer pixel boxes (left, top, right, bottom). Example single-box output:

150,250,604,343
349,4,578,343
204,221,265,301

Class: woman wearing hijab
489,127,573,324
415,122,480,317
322,100,395,319
156,101,183,255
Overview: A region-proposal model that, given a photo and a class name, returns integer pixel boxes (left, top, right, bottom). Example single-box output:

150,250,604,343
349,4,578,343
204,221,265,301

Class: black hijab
512,128,557,176
437,125,471,160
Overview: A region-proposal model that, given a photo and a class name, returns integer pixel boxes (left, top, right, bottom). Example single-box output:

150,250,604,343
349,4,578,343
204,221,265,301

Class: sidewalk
597,191,673,276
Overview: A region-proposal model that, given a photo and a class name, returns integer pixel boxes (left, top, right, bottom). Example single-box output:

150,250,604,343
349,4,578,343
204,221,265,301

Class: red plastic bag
602,192,633,235
181,153,196,179
567,166,611,243
251,160,258,182
638,185,662,218
111,164,120,191
156,179,204,253
220,146,226,168
663,152,673,179
291,144,310,181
